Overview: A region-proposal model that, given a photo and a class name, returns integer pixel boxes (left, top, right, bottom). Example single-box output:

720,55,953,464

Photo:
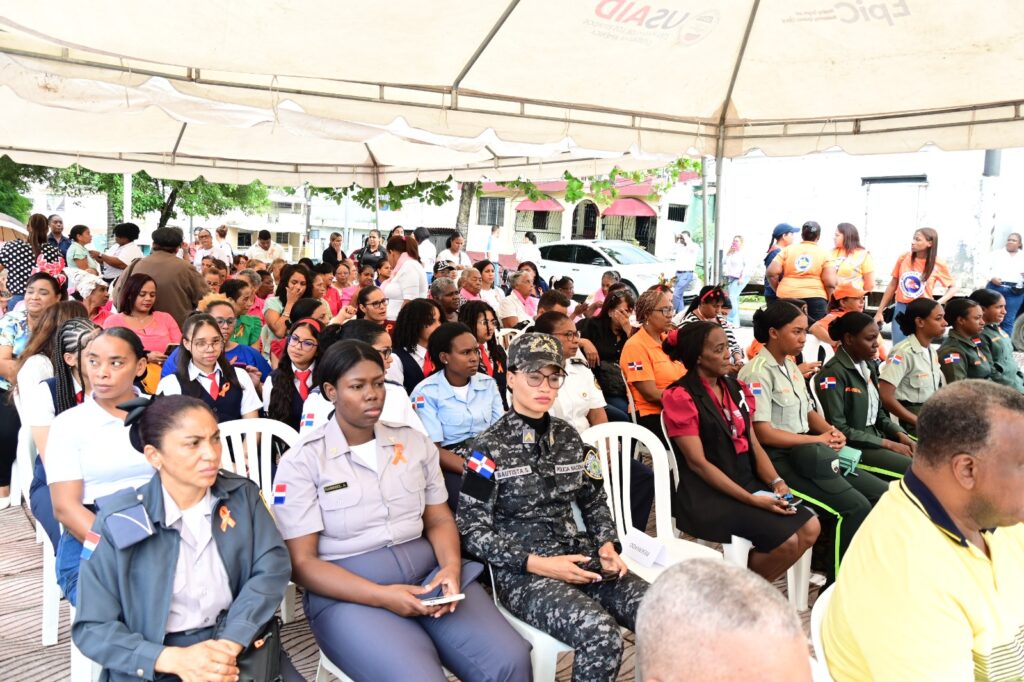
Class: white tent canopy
1,0,1023,186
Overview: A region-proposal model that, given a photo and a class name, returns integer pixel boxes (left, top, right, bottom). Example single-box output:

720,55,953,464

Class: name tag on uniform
324,482,349,493
555,462,585,475
495,465,533,481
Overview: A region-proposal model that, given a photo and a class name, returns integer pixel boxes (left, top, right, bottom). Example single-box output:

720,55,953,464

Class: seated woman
817,312,914,478
937,297,993,384
264,318,323,431
457,332,649,682
388,298,443,394
261,264,314,359
738,301,888,580
72,395,301,682
46,327,156,604
156,313,262,422
620,288,685,442
299,320,425,437
662,322,820,581
162,296,271,383
354,285,394,335
410,322,504,508
579,288,635,417
475,259,505,313
219,279,263,348
809,281,866,348
103,273,182,392
879,298,946,436
673,285,743,367
498,270,536,328
274,340,531,681
458,300,508,408
76,275,111,326
969,288,1024,392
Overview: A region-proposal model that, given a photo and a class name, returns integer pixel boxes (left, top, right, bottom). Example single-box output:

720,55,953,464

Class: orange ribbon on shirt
391,443,407,466
219,506,236,532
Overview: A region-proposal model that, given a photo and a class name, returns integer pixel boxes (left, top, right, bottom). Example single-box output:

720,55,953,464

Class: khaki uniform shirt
879,335,942,404
738,346,810,434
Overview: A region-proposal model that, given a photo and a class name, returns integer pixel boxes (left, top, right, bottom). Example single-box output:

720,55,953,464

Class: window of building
667,204,687,222
478,197,505,226
236,231,253,248
532,211,549,231
275,232,290,245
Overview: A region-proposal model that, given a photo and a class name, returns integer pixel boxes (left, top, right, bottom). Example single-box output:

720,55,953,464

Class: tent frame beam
451,0,521,110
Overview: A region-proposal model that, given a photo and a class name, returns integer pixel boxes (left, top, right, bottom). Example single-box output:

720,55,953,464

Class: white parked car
536,239,692,300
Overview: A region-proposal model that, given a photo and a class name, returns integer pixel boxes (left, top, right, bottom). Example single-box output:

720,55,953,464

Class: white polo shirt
298,383,427,436
550,352,607,433
385,345,427,386
157,362,262,416
45,393,156,503
381,257,428,320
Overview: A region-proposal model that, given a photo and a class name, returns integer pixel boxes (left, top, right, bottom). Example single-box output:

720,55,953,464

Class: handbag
594,360,627,397
214,615,283,682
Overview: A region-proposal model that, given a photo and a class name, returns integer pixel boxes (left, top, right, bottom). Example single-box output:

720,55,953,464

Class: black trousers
0,389,21,488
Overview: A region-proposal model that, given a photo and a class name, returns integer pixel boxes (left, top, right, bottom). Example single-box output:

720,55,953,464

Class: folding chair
658,413,812,610
810,585,837,681
218,418,300,623
494,327,522,352
579,422,721,584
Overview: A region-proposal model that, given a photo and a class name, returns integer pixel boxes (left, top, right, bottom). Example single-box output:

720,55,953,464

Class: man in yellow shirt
822,380,1024,681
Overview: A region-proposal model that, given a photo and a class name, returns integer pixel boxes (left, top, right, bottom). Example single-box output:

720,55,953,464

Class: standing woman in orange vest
873,228,958,344
829,222,875,293
766,221,836,324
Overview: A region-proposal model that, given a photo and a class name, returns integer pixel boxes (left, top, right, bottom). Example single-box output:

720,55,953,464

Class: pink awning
515,197,564,213
602,198,656,217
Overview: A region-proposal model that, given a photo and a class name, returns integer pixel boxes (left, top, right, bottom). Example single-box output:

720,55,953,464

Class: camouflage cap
507,332,564,373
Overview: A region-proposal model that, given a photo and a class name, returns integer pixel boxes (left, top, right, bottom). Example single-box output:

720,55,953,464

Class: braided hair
52,318,101,416
635,288,667,324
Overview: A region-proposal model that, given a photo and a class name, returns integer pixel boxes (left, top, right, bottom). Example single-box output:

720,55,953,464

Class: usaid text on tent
834,0,911,26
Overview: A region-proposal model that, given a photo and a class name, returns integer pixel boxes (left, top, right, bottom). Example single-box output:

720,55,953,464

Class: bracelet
769,477,783,487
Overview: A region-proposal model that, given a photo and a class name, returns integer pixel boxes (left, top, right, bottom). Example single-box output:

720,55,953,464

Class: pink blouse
103,312,182,354
662,378,756,454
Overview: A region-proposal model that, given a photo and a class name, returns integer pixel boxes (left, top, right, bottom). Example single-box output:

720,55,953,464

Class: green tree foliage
0,156,51,222
306,179,453,212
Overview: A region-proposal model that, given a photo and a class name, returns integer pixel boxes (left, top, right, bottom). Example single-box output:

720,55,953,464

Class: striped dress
676,311,742,358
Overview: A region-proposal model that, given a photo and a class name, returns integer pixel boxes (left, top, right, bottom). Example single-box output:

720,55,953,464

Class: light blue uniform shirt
410,371,504,446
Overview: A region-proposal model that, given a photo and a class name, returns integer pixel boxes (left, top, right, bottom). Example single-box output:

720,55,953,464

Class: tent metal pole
711,0,761,284
700,157,710,282
451,0,521,109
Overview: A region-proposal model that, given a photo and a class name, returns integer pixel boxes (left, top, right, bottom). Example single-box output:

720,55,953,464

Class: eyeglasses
653,306,674,317
480,318,499,327
213,317,237,328
287,335,319,350
363,299,387,309
374,347,393,360
191,337,224,351
515,370,567,388
554,330,580,340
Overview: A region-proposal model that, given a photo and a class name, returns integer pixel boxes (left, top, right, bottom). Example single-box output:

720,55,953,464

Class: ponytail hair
894,298,941,336
121,394,215,452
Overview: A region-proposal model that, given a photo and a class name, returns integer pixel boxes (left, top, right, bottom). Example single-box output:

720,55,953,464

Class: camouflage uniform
456,333,649,682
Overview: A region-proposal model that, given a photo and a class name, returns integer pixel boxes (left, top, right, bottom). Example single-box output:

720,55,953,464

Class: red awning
602,198,656,217
515,197,564,213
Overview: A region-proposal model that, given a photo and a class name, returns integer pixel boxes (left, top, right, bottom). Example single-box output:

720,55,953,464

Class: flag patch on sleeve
819,377,837,390
750,382,763,395
627,361,644,371
81,530,101,560
301,412,316,428
412,395,426,410
273,484,287,505
890,355,902,366
943,353,962,364
467,451,497,480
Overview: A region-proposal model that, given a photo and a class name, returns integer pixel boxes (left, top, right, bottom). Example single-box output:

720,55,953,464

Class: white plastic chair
620,366,638,424
579,422,721,584
810,584,837,682
809,371,827,416
9,390,35,506
495,326,522,351
316,646,455,681
40,522,59,646
218,418,300,623
68,605,102,682
659,413,813,610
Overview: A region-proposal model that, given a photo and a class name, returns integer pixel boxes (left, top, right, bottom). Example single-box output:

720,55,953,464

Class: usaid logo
591,1,719,46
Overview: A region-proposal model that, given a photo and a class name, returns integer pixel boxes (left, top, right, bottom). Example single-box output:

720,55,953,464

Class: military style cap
433,260,456,274
508,332,564,373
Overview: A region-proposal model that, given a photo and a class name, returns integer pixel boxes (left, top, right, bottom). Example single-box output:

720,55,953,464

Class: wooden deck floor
0,499,819,681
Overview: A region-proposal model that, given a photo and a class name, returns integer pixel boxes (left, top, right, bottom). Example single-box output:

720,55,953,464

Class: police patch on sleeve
583,446,603,480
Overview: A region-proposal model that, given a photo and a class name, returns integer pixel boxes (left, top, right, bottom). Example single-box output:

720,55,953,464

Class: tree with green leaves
0,156,52,222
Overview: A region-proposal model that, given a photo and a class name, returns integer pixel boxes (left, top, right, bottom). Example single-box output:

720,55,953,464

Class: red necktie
207,373,220,400
479,345,493,376
295,369,311,400
75,390,83,404
421,354,434,377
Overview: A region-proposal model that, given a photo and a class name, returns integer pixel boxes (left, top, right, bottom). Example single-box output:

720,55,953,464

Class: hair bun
118,395,156,452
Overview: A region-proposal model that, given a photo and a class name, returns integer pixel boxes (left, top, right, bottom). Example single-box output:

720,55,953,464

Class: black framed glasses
554,330,580,341
516,370,567,388
653,306,674,317
374,346,393,360
213,317,237,328
287,335,319,350
364,298,388,309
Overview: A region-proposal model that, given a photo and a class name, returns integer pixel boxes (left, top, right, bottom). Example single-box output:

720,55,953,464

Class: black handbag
214,615,283,682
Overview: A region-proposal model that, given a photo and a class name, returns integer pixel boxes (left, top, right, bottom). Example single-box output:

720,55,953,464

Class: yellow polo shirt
823,469,1024,681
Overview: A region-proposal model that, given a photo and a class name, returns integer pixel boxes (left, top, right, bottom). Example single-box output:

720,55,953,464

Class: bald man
636,559,811,682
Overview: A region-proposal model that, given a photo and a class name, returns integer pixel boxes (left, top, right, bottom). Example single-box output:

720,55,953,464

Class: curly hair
393,298,443,352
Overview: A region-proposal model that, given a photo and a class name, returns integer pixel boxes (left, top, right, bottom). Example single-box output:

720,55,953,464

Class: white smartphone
419,593,466,607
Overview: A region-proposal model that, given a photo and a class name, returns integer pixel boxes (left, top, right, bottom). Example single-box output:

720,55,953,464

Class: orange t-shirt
620,327,685,417
828,248,875,289
776,242,830,300
891,253,955,304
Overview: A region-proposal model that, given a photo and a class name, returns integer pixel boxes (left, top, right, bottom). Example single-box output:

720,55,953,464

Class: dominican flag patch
412,395,426,410
467,451,497,479
750,382,764,396
891,355,903,366
628,361,644,371
81,530,101,560
301,412,316,428
943,353,962,365
819,377,837,390
273,484,287,505
972,337,983,346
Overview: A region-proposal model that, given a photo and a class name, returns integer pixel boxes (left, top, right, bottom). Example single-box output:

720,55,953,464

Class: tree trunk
456,182,477,228
158,187,179,228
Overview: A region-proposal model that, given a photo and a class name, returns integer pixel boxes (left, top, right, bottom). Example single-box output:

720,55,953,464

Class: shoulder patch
583,447,603,480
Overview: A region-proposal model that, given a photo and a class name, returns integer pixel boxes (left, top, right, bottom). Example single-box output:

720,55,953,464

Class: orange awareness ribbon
391,443,407,466
219,506,236,532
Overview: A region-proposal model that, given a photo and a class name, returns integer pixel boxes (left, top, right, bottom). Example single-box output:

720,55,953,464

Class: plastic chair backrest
218,418,300,498
495,327,522,351
658,412,681,492
580,421,674,543
620,365,638,423
810,584,836,665
809,371,827,416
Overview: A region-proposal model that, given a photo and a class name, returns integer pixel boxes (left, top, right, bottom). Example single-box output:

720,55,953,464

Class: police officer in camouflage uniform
457,333,649,682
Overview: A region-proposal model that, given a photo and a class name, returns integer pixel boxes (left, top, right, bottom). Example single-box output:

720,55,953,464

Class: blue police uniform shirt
410,371,504,446
162,344,271,381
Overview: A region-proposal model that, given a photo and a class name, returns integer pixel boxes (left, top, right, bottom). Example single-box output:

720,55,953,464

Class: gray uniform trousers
496,569,649,682
304,538,531,682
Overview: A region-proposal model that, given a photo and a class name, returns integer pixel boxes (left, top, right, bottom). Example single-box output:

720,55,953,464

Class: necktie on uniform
207,372,220,400
295,369,311,400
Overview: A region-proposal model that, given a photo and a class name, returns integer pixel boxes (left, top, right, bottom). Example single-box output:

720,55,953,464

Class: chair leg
280,582,296,624
531,645,561,682
787,547,812,611
721,536,754,566
315,660,329,682
41,529,58,646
